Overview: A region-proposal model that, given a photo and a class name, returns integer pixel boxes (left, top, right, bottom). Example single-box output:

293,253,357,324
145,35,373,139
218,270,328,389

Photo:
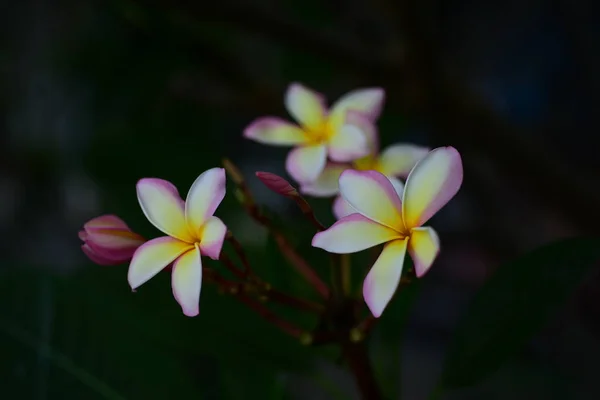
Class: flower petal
347,110,380,153
85,228,144,250
199,216,227,260
408,227,440,277
312,213,402,253
333,176,403,220
284,83,327,130
300,163,347,197
285,144,327,183
339,169,404,231
332,195,356,220
243,117,309,146
85,231,144,264
363,238,408,318
81,243,119,266
388,176,405,197
378,144,430,178
327,114,371,162
172,245,202,317
328,88,385,131
137,178,195,242
128,237,193,290
84,214,130,231
402,146,463,228
185,168,226,235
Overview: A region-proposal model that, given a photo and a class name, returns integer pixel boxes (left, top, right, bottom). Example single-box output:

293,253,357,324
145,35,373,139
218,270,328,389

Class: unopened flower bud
255,172,298,198
79,214,145,266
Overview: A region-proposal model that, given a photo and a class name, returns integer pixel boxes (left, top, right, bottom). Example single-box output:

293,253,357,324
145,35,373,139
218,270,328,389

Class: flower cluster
80,83,463,320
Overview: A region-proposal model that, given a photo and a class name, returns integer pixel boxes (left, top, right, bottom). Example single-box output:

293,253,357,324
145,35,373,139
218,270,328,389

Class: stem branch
223,159,330,299
340,254,351,296
341,341,383,400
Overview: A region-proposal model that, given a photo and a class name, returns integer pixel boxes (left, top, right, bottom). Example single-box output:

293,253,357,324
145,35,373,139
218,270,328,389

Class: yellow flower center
304,121,334,144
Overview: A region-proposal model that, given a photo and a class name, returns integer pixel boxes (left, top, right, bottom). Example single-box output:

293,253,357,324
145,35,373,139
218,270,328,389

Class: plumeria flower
243,83,384,184
312,147,463,318
127,168,227,317
79,214,145,266
300,120,430,219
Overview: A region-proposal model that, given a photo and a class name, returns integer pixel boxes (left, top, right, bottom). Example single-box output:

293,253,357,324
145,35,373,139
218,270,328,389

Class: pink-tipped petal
338,169,404,231
332,195,356,220
85,229,145,253
284,83,327,130
85,236,143,264
243,117,308,146
378,144,430,178
328,88,385,131
408,227,440,277
327,119,371,162
285,144,327,183
171,245,202,317
402,147,463,228
83,214,130,231
185,168,226,235
199,216,227,260
81,243,120,266
300,163,347,197
312,213,402,254
256,172,298,198
363,238,408,318
137,179,195,242
388,176,405,197
127,237,193,290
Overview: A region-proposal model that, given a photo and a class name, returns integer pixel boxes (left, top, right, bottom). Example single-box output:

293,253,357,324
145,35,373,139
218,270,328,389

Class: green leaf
439,236,600,389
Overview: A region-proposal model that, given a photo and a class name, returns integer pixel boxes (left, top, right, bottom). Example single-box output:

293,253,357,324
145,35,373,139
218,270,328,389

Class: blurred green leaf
439,236,600,389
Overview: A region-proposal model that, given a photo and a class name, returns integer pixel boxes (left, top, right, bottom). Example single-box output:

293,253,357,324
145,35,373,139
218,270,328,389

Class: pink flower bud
79,214,145,266
255,172,298,198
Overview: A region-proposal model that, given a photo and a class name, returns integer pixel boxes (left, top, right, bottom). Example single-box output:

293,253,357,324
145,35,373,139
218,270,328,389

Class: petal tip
182,307,200,317
363,286,384,318
243,117,276,139
311,232,324,249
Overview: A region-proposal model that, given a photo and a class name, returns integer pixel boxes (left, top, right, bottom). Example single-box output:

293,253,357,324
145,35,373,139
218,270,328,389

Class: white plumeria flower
312,147,463,317
299,117,430,219
243,83,384,184
127,168,227,317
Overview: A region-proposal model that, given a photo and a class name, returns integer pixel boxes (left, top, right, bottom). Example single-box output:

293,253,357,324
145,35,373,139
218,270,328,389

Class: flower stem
341,341,383,400
265,288,325,314
292,196,326,231
272,233,330,299
218,253,246,280
235,293,304,339
340,254,352,295
223,158,330,299
217,254,323,314
225,231,252,275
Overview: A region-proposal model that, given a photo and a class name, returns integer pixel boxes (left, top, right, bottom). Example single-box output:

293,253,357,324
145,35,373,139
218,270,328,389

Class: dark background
1,0,599,399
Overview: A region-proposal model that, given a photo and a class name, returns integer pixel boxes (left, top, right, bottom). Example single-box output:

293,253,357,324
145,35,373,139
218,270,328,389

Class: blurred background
1,0,599,399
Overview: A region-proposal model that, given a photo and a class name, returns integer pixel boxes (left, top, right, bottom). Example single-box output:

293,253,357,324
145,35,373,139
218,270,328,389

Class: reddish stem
292,196,326,231
225,231,252,274
235,293,304,338
223,159,330,299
